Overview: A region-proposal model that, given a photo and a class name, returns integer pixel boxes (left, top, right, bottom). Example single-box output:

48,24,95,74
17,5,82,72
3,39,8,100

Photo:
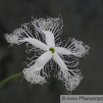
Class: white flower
5,15,89,92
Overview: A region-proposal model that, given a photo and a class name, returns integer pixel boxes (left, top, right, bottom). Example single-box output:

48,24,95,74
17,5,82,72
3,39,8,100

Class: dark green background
0,0,103,103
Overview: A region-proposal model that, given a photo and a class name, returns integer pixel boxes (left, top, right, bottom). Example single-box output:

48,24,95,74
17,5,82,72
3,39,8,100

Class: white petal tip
5,28,24,45
67,38,90,57
65,75,83,91
23,68,47,85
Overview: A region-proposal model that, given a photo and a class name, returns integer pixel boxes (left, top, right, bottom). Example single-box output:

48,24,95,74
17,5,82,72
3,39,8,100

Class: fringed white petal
31,16,63,36
55,47,71,55
53,52,70,80
65,38,90,57
23,51,52,85
20,37,49,51
53,52,83,91
34,51,52,70
53,52,68,71
31,16,63,47
41,30,55,47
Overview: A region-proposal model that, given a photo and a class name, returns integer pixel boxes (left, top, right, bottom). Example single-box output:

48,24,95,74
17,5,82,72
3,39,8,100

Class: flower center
49,47,55,53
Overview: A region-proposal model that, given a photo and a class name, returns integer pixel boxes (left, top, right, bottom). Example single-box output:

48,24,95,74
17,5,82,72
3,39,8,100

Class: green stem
0,72,23,89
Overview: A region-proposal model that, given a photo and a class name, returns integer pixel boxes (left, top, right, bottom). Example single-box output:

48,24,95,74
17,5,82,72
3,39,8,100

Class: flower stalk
0,72,23,89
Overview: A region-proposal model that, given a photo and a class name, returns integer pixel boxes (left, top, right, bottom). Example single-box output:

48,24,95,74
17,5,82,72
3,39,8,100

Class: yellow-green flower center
49,47,55,53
